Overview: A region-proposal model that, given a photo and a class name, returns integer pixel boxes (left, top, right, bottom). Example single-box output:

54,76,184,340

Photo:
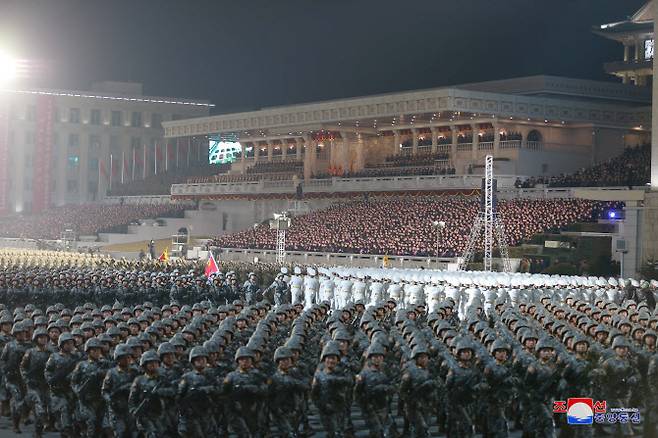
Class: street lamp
431,220,446,268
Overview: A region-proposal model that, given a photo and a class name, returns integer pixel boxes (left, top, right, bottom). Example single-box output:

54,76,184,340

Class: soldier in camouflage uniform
482,339,517,438
354,342,395,438
399,345,436,438
129,350,173,438
267,346,309,437
312,341,353,438
176,347,217,437
523,338,562,438
44,332,78,438
70,338,107,438
243,272,262,305
20,327,52,437
101,343,137,438
222,346,267,437
1,321,31,433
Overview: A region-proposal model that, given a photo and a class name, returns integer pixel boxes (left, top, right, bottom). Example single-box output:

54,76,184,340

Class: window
89,134,101,151
67,155,80,168
67,180,78,193
68,134,80,148
69,108,80,124
88,158,99,172
131,111,142,128
90,109,101,125
151,113,162,129
111,111,122,127
110,135,120,153
26,105,36,122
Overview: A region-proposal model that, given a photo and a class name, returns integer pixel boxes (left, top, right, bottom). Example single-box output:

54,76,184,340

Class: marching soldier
44,332,78,438
354,342,395,438
70,338,107,438
20,327,52,437
101,344,137,438
129,350,173,438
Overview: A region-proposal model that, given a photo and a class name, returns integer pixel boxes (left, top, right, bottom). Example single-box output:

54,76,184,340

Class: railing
604,59,652,73
478,141,494,151
499,140,522,149
104,195,173,204
436,144,451,153
456,143,472,152
526,141,543,151
171,173,526,197
417,145,433,153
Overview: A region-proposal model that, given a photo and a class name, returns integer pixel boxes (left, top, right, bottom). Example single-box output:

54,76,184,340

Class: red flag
158,248,169,262
205,251,219,277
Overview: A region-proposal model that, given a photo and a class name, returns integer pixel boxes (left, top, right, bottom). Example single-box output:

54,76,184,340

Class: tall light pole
431,220,446,268
270,212,291,265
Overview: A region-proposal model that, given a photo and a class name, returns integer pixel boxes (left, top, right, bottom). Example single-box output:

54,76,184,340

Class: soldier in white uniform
318,269,335,308
303,267,319,310
289,267,304,306
352,273,367,304
368,274,384,307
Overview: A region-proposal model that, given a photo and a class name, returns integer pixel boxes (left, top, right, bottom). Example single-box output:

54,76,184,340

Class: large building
0,81,211,213
163,75,651,194
595,1,654,87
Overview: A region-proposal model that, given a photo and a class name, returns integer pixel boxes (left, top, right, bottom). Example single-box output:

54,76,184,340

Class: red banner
32,95,55,213
0,101,9,214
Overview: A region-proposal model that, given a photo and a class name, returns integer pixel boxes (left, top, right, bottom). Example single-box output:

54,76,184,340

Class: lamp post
431,220,446,268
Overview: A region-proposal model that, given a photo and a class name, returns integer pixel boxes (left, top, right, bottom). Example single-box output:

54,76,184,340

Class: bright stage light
0,51,18,85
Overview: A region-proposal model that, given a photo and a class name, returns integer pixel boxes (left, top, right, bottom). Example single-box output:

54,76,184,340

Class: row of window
10,105,183,128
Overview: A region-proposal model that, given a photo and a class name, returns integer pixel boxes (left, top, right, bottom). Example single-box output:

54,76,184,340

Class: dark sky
0,0,648,113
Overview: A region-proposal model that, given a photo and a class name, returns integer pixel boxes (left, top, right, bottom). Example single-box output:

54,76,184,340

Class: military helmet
320,341,341,361
31,327,49,341
84,338,103,352
157,342,176,357
188,346,208,362
411,345,429,359
456,340,475,354
203,340,221,354
113,343,132,360
535,337,555,352
140,350,160,367
366,342,386,358
234,347,255,362
490,339,511,354
11,322,25,335
612,336,630,349
58,332,75,348
572,334,590,347
273,346,293,362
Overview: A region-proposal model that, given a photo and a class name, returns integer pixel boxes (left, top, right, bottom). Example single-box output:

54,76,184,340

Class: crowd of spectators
370,152,450,168
340,166,456,179
188,172,299,184
212,196,613,257
109,164,230,196
516,144,650,188
246,160,303,174
0,203,191,240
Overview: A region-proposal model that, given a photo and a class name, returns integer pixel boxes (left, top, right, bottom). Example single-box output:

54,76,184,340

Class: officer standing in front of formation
242,272,262,305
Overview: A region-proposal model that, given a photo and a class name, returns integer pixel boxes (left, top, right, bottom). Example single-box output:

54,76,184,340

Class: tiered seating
212,196,618,257
0,203,191,240
247,160,303,174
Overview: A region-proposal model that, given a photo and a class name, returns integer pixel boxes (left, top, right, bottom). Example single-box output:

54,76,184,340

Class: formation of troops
0,249,657,437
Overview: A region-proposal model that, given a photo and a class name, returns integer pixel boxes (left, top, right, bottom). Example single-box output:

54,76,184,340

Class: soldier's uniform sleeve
70,362,83,396
19,349,30,382
101,370,114,404
128,378,141,414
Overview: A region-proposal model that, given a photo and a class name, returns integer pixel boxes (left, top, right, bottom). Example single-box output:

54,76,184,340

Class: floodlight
0,51,17,86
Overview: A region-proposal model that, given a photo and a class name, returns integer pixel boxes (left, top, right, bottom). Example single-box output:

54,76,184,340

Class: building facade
0,81,211,213
595,1,654,86
163,75,650,187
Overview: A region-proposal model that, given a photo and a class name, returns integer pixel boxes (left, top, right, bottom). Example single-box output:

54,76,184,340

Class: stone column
393,130,400,154
267,142,273,162
296,138,303,161
651,1,658,186
635,38,641,61
430,127,438,154
341,131,350,174
411,128,418,155
241,143,246,174
624,43,630,62
493,122,500,155
471,123,479,160
356,133,364,171
450,126,458,158
303,135,315,180
281,140,288,160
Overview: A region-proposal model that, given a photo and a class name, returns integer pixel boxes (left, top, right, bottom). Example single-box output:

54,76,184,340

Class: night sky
0,0,649,113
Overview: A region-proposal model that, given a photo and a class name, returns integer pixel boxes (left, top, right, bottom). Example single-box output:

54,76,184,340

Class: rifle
131,381,160,417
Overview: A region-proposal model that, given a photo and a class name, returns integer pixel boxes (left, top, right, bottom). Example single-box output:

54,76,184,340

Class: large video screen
209,140,241,165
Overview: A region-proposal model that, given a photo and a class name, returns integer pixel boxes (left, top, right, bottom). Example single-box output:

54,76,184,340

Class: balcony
604,59,652,74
